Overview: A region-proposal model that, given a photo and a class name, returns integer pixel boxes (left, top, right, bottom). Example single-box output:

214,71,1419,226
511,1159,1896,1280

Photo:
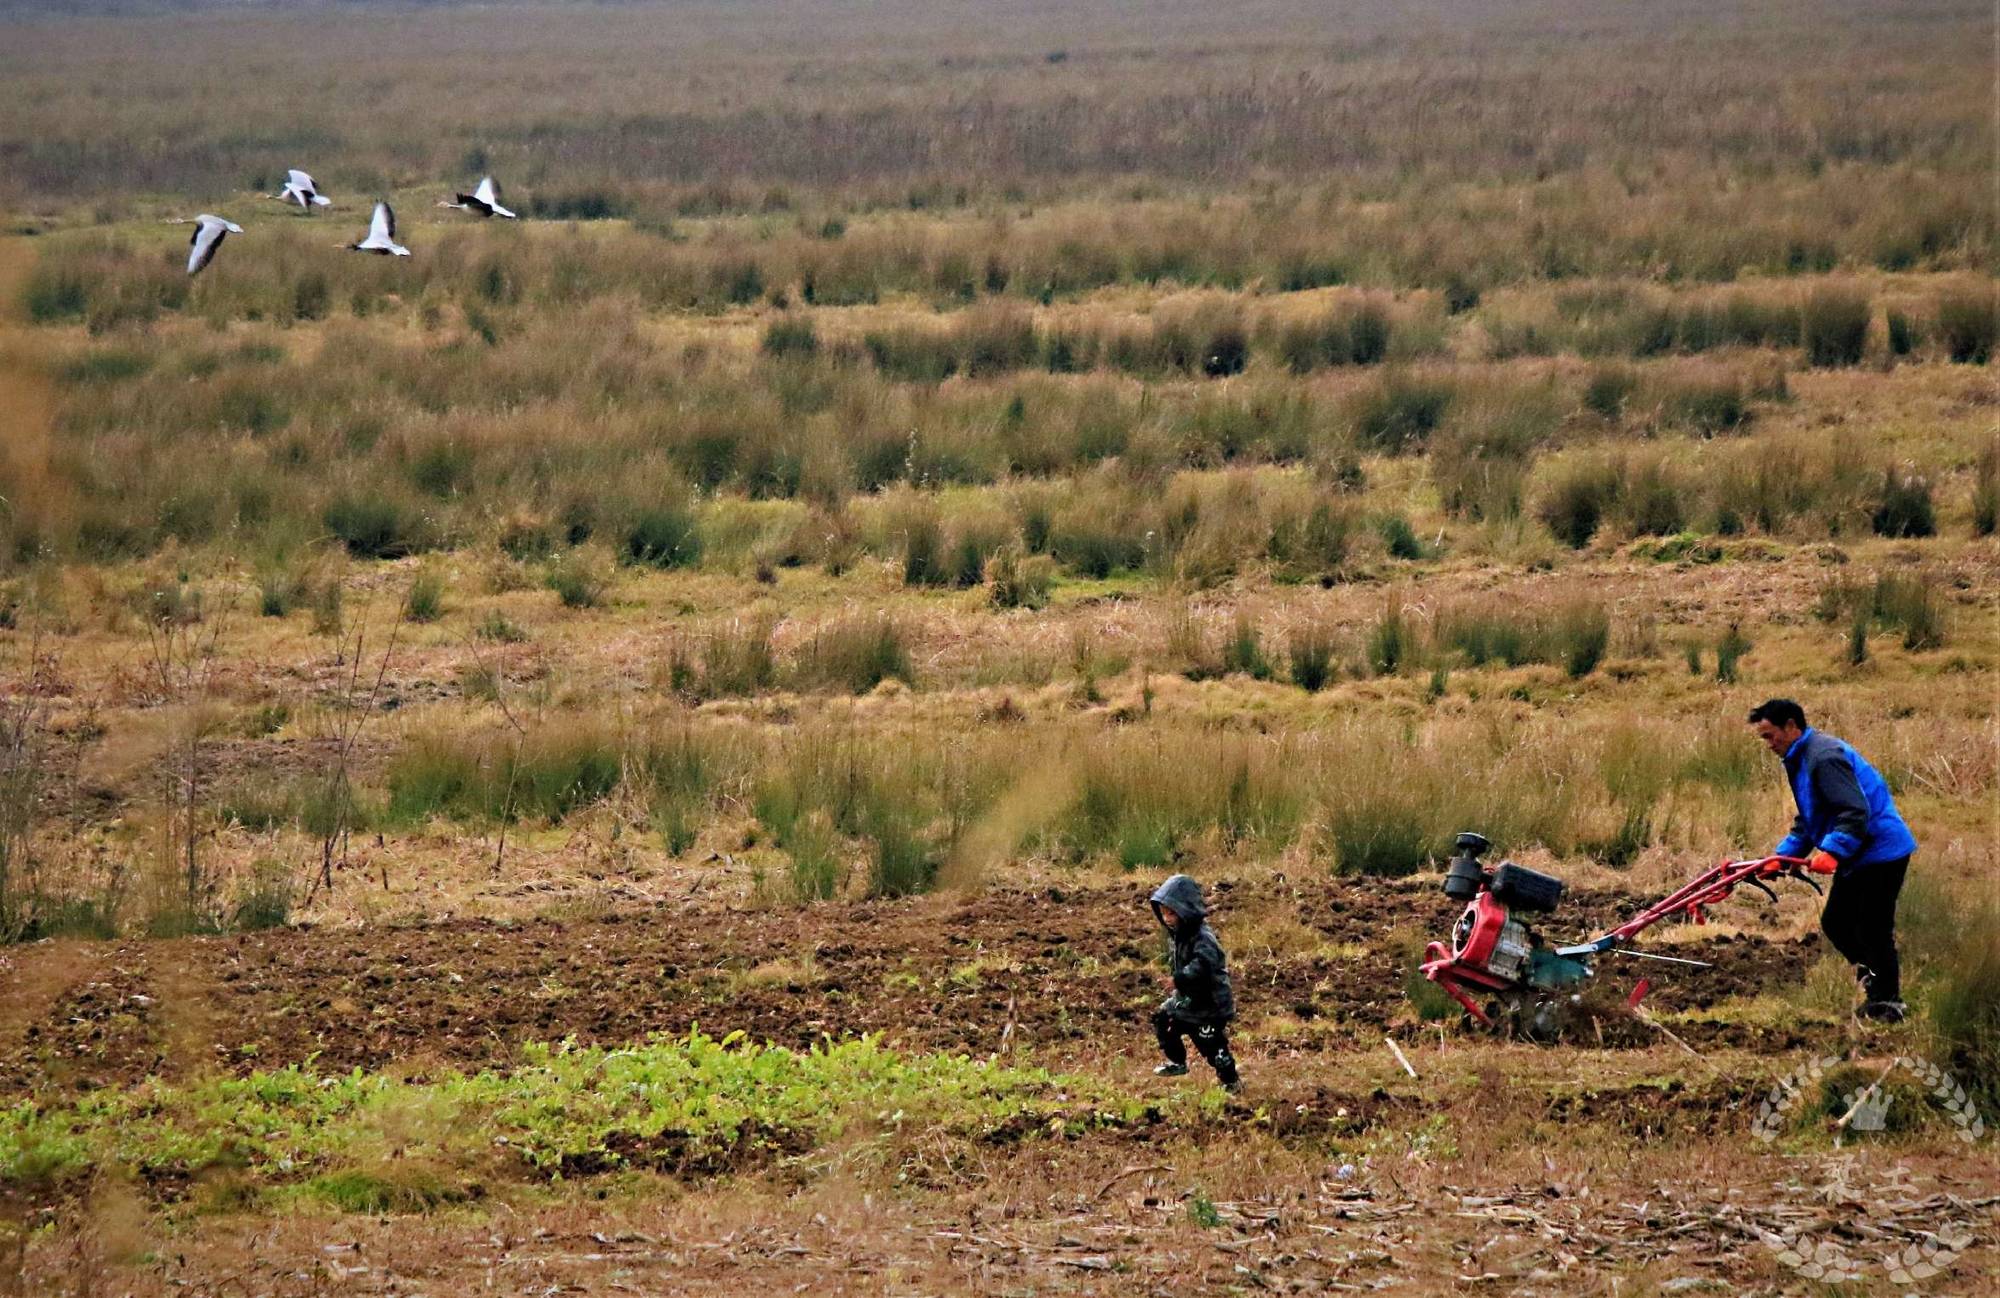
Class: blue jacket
1773,729,1917,873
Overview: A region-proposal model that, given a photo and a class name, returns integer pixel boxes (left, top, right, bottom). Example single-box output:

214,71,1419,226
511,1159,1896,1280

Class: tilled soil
0,874,1828,1099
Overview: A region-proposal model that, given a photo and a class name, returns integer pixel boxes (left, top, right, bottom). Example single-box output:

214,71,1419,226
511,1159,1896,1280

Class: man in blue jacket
1748,699,1918,1023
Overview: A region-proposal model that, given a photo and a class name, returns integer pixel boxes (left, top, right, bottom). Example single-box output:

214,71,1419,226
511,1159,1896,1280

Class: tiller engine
1421,832,1831,1038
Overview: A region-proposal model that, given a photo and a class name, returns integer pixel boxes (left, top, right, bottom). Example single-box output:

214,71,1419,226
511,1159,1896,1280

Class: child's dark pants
1153,1000,1238,1085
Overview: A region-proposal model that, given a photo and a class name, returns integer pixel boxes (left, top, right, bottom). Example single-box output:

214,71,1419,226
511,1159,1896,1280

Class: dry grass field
0,1,1995,1293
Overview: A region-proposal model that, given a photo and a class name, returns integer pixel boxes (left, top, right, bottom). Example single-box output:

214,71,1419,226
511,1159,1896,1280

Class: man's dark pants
1153,1001,1238,1085
1820,856,1909,1003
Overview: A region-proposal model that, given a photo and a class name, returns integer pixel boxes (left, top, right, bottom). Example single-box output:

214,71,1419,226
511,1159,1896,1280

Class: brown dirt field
17,1123,1998,1296
0,873,1830,1103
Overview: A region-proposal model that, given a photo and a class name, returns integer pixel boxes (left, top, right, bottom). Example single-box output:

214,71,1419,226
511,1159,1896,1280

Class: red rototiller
1421,832,1832,1038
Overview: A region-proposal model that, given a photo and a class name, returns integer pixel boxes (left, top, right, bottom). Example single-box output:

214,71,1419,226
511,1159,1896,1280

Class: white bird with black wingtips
183,214,243,275
348,201,410,256
439,176,517,219
271,168,333,211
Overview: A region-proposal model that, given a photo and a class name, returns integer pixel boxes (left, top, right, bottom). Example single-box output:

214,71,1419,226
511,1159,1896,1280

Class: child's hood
1149,874,1207,927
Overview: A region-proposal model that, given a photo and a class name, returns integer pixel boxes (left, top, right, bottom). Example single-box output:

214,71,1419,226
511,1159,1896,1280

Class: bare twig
1093,1163,1174,1202
1832,1055,1902,1136
1631,1009,1714,1071
304,578,414,905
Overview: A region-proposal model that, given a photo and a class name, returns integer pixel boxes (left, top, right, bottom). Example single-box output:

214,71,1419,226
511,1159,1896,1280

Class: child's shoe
1153,1062,1189,1077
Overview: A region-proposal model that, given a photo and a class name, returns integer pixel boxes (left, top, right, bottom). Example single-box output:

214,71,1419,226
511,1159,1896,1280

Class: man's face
1751,719,1802,756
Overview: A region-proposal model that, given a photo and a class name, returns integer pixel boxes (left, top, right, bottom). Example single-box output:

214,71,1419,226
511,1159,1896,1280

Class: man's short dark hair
1747,698,1807,729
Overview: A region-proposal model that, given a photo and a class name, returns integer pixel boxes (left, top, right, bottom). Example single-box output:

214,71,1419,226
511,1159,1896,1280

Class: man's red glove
1806,849,1839,875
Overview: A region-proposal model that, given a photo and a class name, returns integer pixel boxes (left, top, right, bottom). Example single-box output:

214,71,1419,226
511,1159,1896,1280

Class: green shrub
1871,468,1936,538
1274,302,1388,372
901,511,946,586
1326,789,1434,877
1435,606,1521,669
1875,572,1948,650
1657,374,1749,433
1538,459,1619,548
1275,311,1349,373
1680,719,1759,790
1558,600,1611,678
1613,456,1689,537
794,614,913,693
760,315,820,360
1287,622,1336,692
405,568,445,623
865,326,958,382
1885,309,1917,357
1904,876,2000,1112
1365,602,1412,676
1350,375,1453,453
477,610,528,643
786,810,844,902
1222,615,1274,680
407,441,476,499
58,347,150,385
1348,302,1392,364
987,546,1054,610
386,726,622,826
324,492,424,559
945,525,1001,588
958,305,1039,376
310,577,345,635
1378,513,1426,560
625,502,703,568
694,615,779,697
256,563,310,617
545,551,610,609
1937,287,1996,364
1048,495,1147,577
1266,499,1352,580
229,861,294,932
1432,441,1523,523
1973,442,1997,537
1715,623,1752,683
641,731,724,857
23,266,88,323
1583,364,1638,419
1800,288,1870,366
864,802,940,899
290,271,330,324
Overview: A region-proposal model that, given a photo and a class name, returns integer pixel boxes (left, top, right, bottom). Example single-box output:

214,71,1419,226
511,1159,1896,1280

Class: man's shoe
1153,1062,1189,1077
1856,1000,1907,1024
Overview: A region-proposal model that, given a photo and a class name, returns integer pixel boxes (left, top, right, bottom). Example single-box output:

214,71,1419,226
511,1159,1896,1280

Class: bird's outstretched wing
288,169,314,191
187,214,240,275
475,176,499,206
370,201,395,243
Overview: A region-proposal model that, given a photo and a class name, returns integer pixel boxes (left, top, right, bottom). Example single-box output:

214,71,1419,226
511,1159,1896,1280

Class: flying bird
270,169,332,211
348,201,410,256
183,214,243,275
439,176,517,219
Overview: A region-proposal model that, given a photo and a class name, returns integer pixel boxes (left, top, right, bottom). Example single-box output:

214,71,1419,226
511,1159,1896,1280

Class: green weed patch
0,1032,1136,1206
